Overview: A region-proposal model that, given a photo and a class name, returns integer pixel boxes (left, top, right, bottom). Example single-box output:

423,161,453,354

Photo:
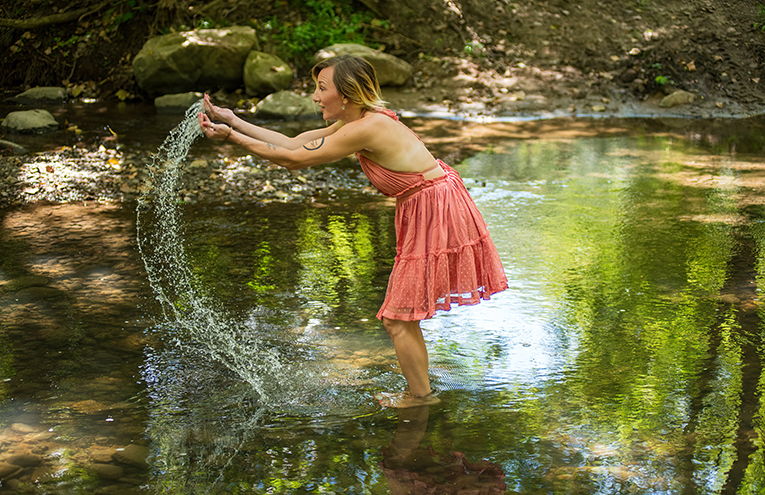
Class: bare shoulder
345,111,394,132
333,112,395,145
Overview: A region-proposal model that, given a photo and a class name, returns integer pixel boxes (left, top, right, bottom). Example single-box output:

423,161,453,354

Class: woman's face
312,66,345,121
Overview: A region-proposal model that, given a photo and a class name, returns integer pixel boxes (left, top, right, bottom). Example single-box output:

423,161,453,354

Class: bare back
354,112,440,176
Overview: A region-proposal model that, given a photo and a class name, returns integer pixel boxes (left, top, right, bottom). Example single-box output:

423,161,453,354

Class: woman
198,55,507,408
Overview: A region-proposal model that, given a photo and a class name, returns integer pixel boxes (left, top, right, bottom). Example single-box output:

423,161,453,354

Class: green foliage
463,40,486,57
655,75,670,85
262,0,384,65
103,0,148,32
755,3,765,32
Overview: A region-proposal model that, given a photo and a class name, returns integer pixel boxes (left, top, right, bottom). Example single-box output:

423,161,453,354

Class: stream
1,103,765,494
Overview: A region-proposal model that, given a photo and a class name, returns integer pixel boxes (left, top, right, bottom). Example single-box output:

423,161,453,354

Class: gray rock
154,92,203,114
255,91,319,120
6,87,67,105
1,109,60,134
314,44,413,86
132,26,258,96
0,139,28,155
659,90,697,108
243,51,294,96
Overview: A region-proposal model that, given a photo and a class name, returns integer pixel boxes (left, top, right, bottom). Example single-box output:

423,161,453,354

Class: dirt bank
374,0,765,119
1,0,765,119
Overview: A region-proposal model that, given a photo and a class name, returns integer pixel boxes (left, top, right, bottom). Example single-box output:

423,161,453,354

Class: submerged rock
0,139,28,155
113,444,150,469
5,275,50,290
0,461,20,479
89,462,124,480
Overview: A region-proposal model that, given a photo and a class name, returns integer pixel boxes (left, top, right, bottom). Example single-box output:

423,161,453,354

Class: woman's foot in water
375,391,440,408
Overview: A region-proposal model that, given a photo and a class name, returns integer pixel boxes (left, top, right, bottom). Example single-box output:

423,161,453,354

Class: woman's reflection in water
381,405,507,494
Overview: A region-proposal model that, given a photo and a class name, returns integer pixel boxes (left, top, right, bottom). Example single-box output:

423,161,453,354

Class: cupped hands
197,111,232,141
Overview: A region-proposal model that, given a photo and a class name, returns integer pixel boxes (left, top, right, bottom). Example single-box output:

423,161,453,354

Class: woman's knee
382,317,401,337
382,317,418,338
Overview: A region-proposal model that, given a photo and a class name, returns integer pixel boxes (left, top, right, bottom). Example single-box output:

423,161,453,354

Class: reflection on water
1,117,765,493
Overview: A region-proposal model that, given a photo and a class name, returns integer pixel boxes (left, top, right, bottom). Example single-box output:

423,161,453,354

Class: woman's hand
202,93,235,124
198,111,232,141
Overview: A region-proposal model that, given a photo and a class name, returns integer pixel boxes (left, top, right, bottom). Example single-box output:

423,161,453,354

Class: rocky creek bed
0,143,376,208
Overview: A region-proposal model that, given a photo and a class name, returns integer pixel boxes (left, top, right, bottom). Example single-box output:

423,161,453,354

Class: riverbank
3,107,765,209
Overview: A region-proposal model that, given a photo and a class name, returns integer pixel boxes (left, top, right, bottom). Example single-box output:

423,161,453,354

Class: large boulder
154,92,203,114
243,51,294,97
132,26,258,96
255,91,318,120
313,44,413,86
1,109,59,134
6,87,67,105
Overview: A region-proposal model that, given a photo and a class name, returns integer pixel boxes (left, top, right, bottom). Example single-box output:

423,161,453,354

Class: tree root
0,0,112,29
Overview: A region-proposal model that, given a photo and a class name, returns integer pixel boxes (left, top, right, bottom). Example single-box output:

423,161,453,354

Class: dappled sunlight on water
2,116,765,492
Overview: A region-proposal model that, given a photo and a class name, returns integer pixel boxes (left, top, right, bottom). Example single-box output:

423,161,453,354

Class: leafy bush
262,0,384,66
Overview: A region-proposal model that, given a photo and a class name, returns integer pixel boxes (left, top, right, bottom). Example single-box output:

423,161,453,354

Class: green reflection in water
248,239,276,293
444,132,756,492
295,208,389,320
739,219,765,494
137,127,765,494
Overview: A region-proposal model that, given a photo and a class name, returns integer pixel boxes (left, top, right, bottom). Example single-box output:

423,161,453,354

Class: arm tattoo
303,137,325,151
265,142,279,150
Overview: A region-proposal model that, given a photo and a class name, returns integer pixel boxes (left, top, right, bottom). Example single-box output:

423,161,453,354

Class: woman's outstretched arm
202,93,341,150
198,110,373,170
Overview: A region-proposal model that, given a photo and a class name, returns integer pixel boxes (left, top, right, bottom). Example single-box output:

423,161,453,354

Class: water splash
134,101,310,407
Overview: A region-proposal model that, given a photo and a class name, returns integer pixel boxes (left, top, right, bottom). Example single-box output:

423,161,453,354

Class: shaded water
2,110,765,494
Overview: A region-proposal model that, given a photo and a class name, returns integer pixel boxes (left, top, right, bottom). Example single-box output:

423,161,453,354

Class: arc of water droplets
135,100,289,404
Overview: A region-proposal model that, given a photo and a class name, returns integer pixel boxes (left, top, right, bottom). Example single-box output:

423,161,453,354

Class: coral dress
358,110,508,321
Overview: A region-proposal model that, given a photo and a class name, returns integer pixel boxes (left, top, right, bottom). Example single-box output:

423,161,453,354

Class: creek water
2,104,765,494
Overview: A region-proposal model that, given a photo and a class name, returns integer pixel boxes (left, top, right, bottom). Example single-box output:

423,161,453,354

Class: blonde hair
312,55,387,111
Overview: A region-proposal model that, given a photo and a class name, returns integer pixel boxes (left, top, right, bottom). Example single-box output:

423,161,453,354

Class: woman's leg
382,317,432,397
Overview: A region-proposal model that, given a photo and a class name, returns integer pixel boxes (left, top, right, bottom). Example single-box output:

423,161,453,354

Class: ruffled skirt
377,163,508,321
